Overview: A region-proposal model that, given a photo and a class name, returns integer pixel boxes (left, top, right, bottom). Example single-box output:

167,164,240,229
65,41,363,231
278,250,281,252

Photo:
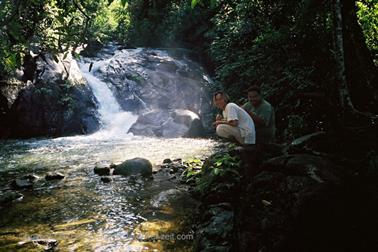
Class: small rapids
0,47,218,251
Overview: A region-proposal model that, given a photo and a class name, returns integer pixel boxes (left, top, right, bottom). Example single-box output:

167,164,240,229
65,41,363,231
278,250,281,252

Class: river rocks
163,158,172,164
101,176,112,183
261,154,340,184
128,109,204,137
150,189,182,208
94,166,111,176
113,158,152,177
189,145,357,252
80,39,104,57
195,203,234,251
157,158,186,175
12,174,39,188
0,191,23,205
45,172,65,180
2,52,99,138
18,239,58,250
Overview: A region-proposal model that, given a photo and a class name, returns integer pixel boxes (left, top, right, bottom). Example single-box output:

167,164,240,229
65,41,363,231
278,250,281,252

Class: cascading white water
78,60,138,138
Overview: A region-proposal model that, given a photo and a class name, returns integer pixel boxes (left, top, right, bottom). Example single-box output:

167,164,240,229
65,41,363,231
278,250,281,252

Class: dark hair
247,85,261,94
213,91,230,103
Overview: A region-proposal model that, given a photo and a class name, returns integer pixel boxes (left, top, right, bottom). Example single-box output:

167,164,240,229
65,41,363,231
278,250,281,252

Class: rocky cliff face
0,52,99,138
86,47,214,137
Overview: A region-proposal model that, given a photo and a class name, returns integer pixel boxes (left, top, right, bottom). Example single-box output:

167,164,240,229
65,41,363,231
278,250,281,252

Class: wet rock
195,204,234,251
163,158,172,164
18,239,58,250
96,48,213,129
45,172,65,180
80,39,104,57
168,163,185,174
6,52,99,138
100,176,112,183
171,109,206,137
287,131,337,155
109,163,117,168
262,154,340,183
113,158,152,177
128,109,190,137
290,131,326,147
159,164,169,169
0,191,23,205
150,189,182,208
186,118,206,137
12,174,39,188
171,109,199,127
94,166,111,176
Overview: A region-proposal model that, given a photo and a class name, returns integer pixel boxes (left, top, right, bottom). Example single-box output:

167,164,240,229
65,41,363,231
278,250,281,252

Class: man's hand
216,114,222,121
213,119,238,127
213,120,224,127
246,110,265,127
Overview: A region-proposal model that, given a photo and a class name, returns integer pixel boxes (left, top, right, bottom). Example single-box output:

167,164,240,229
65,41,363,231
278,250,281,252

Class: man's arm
214,119,238,127
242,102,265,126
246,111,266,127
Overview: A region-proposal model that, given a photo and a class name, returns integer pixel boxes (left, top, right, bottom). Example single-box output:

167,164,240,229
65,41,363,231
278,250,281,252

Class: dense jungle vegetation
1,0,377,142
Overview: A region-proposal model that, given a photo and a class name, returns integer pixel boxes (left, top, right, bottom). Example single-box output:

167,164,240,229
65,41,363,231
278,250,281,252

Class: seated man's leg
216,124,244,144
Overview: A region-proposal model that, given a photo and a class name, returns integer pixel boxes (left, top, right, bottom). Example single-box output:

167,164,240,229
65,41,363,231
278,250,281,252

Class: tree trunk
341,0,378,113
334,0,351,114
333,0,378,122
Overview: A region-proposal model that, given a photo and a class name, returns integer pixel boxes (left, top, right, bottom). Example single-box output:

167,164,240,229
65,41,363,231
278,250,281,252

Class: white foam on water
77,59,138,140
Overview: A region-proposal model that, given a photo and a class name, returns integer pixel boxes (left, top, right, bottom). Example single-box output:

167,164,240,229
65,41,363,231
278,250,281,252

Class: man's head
213,91,230,110
247,85,262,107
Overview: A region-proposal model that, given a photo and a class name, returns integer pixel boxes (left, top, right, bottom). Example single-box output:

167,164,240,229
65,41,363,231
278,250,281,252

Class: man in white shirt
213,91,256,145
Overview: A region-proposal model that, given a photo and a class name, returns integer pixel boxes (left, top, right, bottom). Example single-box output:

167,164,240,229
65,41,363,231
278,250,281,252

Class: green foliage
126,0,215,48
357,0,378,64
0,0,130,77
195,153,241,195
183,157,203,178
181,152,241,196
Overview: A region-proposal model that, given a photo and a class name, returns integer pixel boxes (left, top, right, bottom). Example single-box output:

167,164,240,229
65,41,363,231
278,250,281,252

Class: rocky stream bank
184,130,378,252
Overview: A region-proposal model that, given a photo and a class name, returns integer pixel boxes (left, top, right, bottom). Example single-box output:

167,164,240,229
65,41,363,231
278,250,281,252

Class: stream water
0,49,218,251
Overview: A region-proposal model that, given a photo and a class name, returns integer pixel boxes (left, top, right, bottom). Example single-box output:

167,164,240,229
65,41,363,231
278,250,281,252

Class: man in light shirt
213,91,256,145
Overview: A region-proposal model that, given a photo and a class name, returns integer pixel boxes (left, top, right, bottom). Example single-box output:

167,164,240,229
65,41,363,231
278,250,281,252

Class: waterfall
78,60,138,138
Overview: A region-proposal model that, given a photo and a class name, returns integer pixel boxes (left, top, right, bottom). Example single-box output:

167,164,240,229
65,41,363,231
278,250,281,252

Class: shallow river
0,46,219,251
0,135,218,251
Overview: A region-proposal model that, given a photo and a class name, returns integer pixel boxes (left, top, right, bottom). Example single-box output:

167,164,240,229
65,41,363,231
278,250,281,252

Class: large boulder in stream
113,158,153,177
1,52,99,138
89,47,214,136
128,109,205,137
